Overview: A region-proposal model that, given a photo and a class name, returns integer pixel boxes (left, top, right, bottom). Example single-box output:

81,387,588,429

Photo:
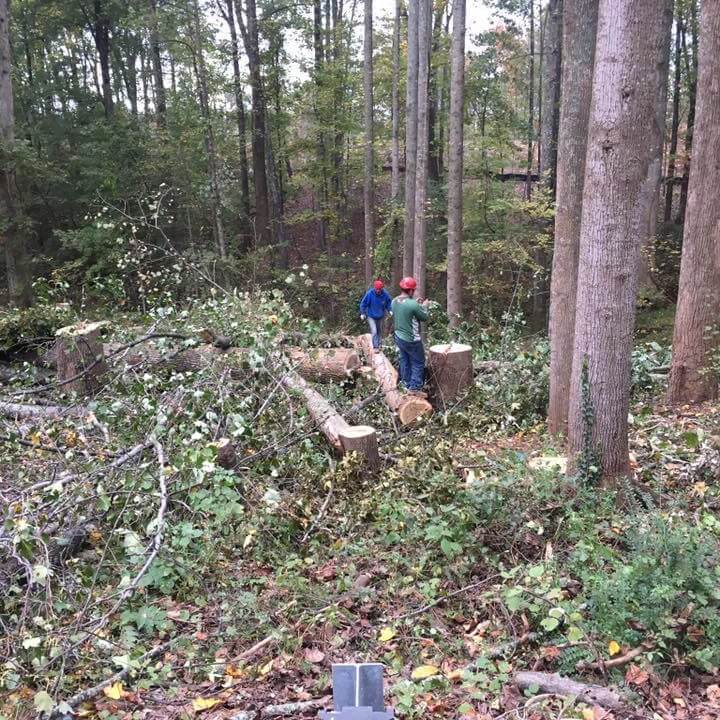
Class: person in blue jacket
359,279,393,352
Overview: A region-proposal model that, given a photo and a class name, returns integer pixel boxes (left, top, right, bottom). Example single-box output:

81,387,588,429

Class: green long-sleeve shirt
391,295,429,342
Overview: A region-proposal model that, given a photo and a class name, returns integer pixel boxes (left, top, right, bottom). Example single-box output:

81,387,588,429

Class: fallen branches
514,671,624,710
232,699,328,720
576,642,653,672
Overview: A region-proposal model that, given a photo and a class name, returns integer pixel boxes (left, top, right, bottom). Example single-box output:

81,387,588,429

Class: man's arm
359,291,369,316
414,301,429,322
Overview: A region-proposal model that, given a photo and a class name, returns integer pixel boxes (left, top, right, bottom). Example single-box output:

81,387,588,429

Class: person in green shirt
391,276,430,393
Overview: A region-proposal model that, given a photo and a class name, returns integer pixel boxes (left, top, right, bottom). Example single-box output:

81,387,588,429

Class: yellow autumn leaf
582,709,595,720
192,697,220,712
225,664,244,678
102,682,125,700
411,665,440,680
30,432,42,446
608,640,621,656
379,627,396,643
258,658,274,676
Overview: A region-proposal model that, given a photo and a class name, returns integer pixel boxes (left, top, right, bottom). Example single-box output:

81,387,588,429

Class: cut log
286,347,361,383
355,334,432,425
280,371,379,467
338,425,380,470
0,401,87,420
55,321,109,395
514,671,623,710
428,343,473,405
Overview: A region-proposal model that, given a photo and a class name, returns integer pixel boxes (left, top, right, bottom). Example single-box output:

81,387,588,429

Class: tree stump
55,321,109,395
428,342,473,405
338,425,380,470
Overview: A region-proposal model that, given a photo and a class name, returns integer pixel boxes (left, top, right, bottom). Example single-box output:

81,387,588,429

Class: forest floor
1,295,719,720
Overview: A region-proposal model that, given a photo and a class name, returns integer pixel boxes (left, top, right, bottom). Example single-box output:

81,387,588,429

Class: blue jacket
359,288,393,319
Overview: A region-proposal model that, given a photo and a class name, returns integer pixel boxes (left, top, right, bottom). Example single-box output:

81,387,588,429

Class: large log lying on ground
280,372,379,469
514,672,623,710
428,342,473,406
286,347,361,382
0,401,88,420
355,334,432,426
55,321,109,394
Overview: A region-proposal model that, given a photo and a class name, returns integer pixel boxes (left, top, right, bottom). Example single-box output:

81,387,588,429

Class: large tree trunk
1,0,31,307
667,0,720,404
403,0,420,276
547,0,599,436
663,14,682,223
287,347,361,382
363,0,374,285
676,0,697,226
427,2,445,184
235,0,272,250
149,0,166,127
567,0,673,479
446,0,465,327
539,0,562,192
412,0,431,298
390,0,402,287
92,0,114,118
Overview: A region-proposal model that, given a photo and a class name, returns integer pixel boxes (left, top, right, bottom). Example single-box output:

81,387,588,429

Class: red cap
399,276,417,291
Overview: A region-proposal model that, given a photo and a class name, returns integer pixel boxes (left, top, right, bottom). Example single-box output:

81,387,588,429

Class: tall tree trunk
567,0,673,479
191,0,227,260
663,15,682,223
1,0,31,306
547,0,599,436
149,0,167,127
412,0,431,298
524,0,535,200
667,0,720,404
446,0,465,327
539,0,562,192
265,134,288,268
235,0,272,249
91,0,113,118
219,0,250,219
403,0,419,276
390,0,402,287
677,0,697,225
363,0,374,284
427,1,444,184
313,0,328,251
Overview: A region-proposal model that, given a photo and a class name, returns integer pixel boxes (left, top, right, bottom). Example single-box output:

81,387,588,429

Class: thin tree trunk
524,0,535,201
149,0,167,127
190,0,227,260
91,0,113,118
1,0,31,306
663,15,681,223
235,0,272,249
403,0,419,276
677,0,697,225
446,0,465,327
547,0,598,436
363,0,374,284
539,0,562,192
390,0,402,287
667,0,720,404
567,0,673,479
313,0,328,251
427,1,444,183
412,0,431,298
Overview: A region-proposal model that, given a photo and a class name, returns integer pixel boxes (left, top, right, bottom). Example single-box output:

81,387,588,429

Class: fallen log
355,334,432,426
0,401,88,420
428,342,473,405
514,671,623,710
280,372,379,469
286,347,361,383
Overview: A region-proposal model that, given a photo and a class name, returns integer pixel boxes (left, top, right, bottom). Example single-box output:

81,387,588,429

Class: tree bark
667,0,720,404
1,0,31,307
427,1,445,184
55,322,108,395
663,14,682,223
287,347,361,382
412,0,431,298
403,0,420,276
677,0,697,225
514,672,622,710
524,0,535,201
149,0,166,127
313,0,328,251
446,0,465,327
390,0,402,287
567,0,673,479
539,0,562,192
428,342,472,405
235,0,272,249
363,0,374,285
91,0,114,118
547,0,599,436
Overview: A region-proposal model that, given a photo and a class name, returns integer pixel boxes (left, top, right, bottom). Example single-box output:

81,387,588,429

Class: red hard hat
399,276,417,291
373,279,384,291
